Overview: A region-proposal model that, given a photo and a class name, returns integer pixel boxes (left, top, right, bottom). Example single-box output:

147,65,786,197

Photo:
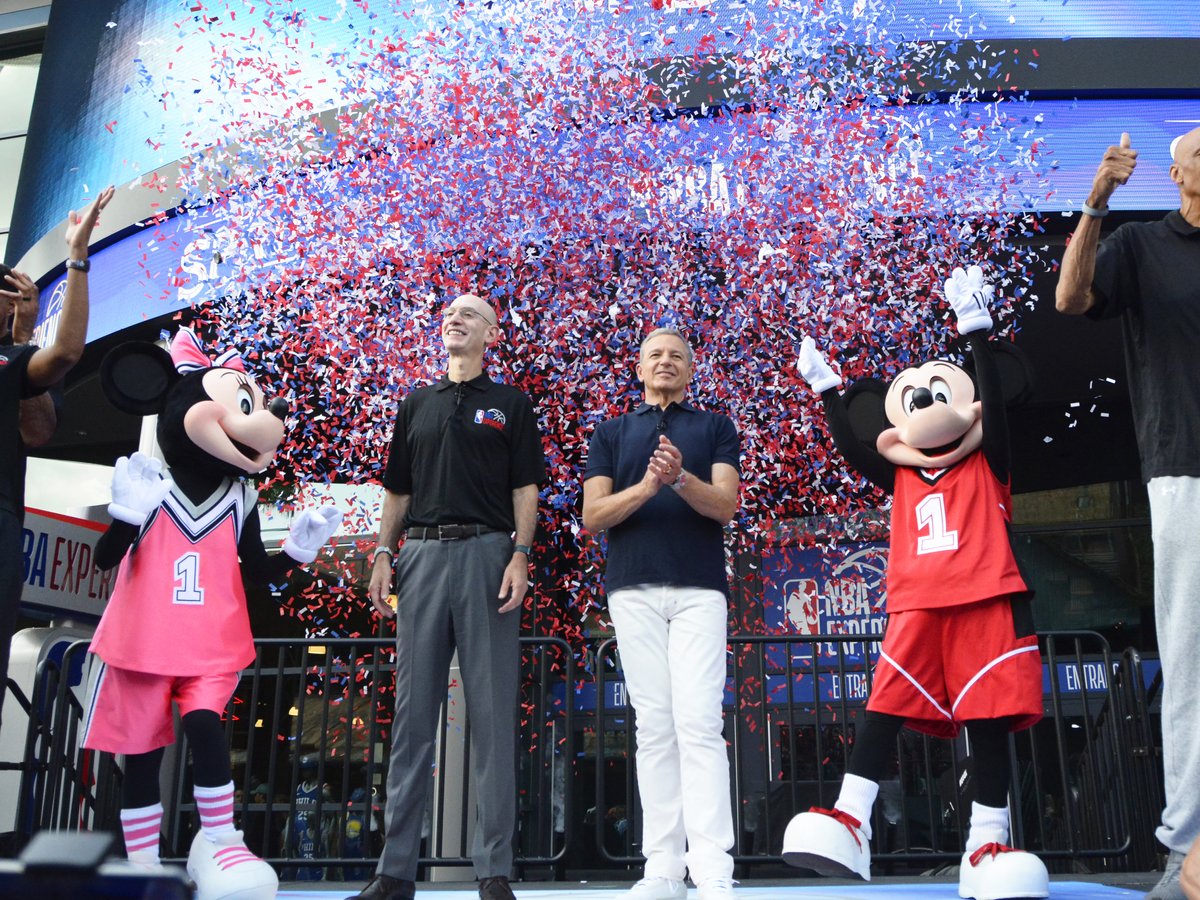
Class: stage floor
276,877,1159,899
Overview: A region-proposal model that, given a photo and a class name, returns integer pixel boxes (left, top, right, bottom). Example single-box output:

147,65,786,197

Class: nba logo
784,578,821,636
474,410,485,424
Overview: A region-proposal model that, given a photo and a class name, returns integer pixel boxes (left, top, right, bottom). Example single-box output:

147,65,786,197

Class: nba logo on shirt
475,408,507,432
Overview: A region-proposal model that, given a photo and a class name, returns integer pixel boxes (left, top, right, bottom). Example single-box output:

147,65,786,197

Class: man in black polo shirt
1,187,113,738
582,328,741,900
1056,127,1200,900
350,293,545,900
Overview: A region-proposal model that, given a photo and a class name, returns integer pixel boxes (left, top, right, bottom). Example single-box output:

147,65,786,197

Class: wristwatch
513,544,533,556
65,258,91,273
671,470,688,492
371,546,395,565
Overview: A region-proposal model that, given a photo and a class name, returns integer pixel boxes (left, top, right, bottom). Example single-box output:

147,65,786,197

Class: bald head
446,293,498,326
1171,127,1200,162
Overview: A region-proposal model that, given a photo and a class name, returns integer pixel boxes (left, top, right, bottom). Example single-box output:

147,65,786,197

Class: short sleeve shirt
1091,211,1200,481
0,342,39,516
382,372,545,531
585,400,740,597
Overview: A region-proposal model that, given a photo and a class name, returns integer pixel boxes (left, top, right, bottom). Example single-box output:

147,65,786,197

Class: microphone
454,382,465,409
656,418,667,433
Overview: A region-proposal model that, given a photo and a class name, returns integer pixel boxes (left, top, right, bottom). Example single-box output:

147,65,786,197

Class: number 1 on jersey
173,552,206,604
916,493,959,554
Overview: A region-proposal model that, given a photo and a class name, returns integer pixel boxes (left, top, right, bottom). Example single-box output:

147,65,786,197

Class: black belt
405,524,502,541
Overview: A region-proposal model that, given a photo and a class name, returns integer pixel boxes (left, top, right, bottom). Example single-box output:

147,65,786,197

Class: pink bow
170,327,247,374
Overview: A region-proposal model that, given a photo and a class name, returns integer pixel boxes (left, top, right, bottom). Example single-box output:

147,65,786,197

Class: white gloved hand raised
108,452,174,525
798,336,843,394
943,264,995,335
283,506,344,563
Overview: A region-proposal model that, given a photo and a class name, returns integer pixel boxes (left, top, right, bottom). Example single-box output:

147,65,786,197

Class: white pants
1149,476,1200,853
608,585,735,883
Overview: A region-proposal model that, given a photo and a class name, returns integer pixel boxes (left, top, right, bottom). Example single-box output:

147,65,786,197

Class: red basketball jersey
885,451,1028,612
90,479,259,676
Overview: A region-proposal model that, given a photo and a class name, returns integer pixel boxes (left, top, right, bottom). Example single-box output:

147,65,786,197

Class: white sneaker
781,808,871,880
186,830,279,900
958,844,1048,899
695,876,736,900
622,877,688,900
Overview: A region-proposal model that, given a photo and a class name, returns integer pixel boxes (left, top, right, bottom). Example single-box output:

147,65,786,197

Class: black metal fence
11,630,1165,877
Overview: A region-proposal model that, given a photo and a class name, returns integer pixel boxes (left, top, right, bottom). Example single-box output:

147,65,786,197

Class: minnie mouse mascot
83,327,342,900
782,267,1049,900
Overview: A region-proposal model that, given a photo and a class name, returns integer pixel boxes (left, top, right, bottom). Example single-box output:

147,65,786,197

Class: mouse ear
843,378,890,445
961,340,1037,407
100,342,178,415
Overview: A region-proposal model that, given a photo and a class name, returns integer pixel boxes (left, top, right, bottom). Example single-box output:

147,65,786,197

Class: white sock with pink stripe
194,781,236,841
121,802,163,863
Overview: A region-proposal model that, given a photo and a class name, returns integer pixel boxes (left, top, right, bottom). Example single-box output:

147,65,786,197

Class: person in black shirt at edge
347,293,546,900
1056,127,1200,900
0,186,114,738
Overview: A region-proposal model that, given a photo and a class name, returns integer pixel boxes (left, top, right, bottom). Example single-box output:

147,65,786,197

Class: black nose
911,387,934,410
268,397,289,421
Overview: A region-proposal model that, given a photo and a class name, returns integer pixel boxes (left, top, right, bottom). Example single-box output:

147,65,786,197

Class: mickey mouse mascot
782,267,1049,900
82,327,342,900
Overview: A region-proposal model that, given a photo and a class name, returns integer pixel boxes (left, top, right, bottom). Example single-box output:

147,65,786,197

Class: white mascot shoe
781,808,871,880
187,830,279,900
958,843,1049,899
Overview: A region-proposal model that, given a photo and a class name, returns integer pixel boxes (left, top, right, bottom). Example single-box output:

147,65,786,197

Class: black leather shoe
345,874,417,900
479,875,517,900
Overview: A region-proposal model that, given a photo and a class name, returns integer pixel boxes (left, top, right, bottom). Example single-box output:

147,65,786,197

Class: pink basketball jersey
91,479,259,675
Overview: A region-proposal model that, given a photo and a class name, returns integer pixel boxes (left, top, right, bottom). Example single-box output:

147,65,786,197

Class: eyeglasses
440,307,496,326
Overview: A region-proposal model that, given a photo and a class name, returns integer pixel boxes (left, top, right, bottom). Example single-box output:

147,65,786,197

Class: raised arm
798,336,894,490
944,265,1011,480
26,186,115,388
1056,134,1136,315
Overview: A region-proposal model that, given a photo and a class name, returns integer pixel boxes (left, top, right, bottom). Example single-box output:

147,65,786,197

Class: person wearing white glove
85,327,343,899
785,268,1048,900
943,265,995,335
283,506,343,563
107,452,176,525
797,336,843,394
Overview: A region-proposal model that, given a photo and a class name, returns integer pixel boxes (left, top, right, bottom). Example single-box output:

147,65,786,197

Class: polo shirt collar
635,398,697,416
1165,209,1200,237
435,371,492,393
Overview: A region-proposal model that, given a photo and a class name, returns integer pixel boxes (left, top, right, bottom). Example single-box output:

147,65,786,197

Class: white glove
108,452,174,525
283,506,343,563
943,264,994,335
798,336,842,393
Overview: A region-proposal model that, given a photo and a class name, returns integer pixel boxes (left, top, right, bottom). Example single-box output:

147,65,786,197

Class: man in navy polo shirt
583,327,741,900
354,293,545,900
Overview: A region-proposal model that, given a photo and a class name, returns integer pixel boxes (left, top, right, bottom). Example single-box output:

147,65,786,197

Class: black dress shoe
345,873,417,900
478,875,516,900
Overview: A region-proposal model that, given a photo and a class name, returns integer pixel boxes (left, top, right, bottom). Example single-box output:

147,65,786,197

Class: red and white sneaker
781,807,871,881
186,830,279,900
958,843,1049,899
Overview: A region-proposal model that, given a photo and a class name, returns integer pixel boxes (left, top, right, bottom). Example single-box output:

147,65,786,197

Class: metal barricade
14,631,1162,875
594,630,1158,873
14,636,574,877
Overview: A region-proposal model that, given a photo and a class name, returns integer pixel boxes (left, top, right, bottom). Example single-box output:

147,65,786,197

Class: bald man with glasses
349,294,546,900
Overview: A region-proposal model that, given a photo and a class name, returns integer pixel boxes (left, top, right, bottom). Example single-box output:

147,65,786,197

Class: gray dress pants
377,531,520,881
